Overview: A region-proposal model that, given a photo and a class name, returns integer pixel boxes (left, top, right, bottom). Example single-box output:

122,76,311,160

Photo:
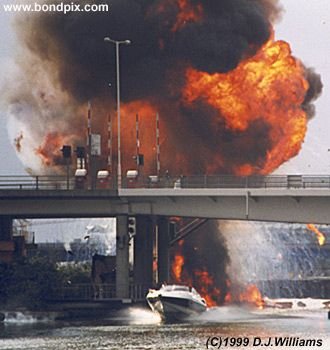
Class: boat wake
112,307,162,325
188,298,330,324
2,311,54,324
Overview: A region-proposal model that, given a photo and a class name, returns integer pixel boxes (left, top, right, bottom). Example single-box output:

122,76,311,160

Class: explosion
307,224,326,246
170,221,229,307
183,37,309,175
238,284,265,309
36,132,72,167
2,0,322,176
171,251,222,307
171,237,265,308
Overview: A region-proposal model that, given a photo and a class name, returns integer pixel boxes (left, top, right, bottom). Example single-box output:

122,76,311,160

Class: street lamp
104,36,131,189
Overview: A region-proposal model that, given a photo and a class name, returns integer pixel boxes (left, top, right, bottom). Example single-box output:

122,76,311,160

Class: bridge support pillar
157,216,170,284
116,215,130,299
0,216,14,264
0,216,13,241
134,215,154,288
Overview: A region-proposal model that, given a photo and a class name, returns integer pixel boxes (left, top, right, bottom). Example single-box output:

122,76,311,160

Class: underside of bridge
0,214,172,300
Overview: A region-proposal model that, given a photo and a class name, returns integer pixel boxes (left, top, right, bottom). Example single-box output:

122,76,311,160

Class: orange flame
183,37,309,175
35,132,71,167
171,236,264,308
171,240,185,281
152,0,203,32
224,279,232,304
171,240,222,307
171,0,203,32
171,247,265,308
239,284,265,309
193,270,221,307
153,258,158,274
172,254,185,281
307,224,326,246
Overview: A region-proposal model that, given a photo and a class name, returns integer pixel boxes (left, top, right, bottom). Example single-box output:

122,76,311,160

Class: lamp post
104,36,131,189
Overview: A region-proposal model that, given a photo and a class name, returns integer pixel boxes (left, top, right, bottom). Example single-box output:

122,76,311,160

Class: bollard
97,170,110,189
75,169,87,190
126,170,139,188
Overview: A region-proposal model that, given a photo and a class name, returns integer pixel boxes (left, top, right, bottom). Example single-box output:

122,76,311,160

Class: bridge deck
1,175,330,223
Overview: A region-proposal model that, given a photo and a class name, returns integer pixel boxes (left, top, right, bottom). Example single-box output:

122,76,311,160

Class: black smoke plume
7,0,321,175
171,220,230,305
16,0,280,102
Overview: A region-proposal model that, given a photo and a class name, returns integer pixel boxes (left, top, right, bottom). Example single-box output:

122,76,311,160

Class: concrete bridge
1,173,330,224
1,174,330,301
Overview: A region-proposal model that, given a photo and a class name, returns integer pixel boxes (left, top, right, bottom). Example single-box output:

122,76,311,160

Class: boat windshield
162,285,190,292
191,287,199,295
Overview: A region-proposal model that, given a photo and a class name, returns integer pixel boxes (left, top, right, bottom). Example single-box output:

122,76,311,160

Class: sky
0,8,25,174
0,0,330,175
274,0,330,174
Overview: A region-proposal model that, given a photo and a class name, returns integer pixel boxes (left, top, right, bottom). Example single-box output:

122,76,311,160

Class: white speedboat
146,284,207,322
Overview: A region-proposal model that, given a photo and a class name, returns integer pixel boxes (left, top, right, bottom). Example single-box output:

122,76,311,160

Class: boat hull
147,295,206,322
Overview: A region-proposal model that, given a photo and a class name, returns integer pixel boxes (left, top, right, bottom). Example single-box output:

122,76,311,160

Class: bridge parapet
2,174,330,190
2,174,330,224
0,175,75,190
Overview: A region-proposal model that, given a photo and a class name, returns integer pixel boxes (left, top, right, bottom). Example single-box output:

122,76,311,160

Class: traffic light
133,154,144,166
76,146,86,158
128,217,136,238
61,145,72,158
137,154,144,166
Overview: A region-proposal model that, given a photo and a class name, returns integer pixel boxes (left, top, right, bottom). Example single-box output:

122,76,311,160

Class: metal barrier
2,174,330,190
131,174,330,189
0,175,75,190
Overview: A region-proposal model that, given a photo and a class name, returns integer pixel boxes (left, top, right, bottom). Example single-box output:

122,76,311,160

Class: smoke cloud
16,0,280,101
171,220,230,305
2,0,322,176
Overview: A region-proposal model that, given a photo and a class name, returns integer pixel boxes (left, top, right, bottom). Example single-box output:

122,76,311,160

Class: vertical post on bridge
107,113,112,172
156,113,160,176
87,101,92,188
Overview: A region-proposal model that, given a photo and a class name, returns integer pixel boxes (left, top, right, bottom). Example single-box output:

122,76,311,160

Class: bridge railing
0,175,75,190
2,174,330,190
128,174,330,189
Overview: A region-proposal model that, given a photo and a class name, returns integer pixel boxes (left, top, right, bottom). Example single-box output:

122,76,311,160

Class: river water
0,305,329,350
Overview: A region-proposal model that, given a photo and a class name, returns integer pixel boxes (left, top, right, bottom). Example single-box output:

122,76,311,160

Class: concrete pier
157,216,170,284
0,216,13,241
115,215,130,299
134,215,154,287
0,216,14,263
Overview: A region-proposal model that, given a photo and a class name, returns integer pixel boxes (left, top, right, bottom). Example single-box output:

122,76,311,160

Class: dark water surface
0,306,329,350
